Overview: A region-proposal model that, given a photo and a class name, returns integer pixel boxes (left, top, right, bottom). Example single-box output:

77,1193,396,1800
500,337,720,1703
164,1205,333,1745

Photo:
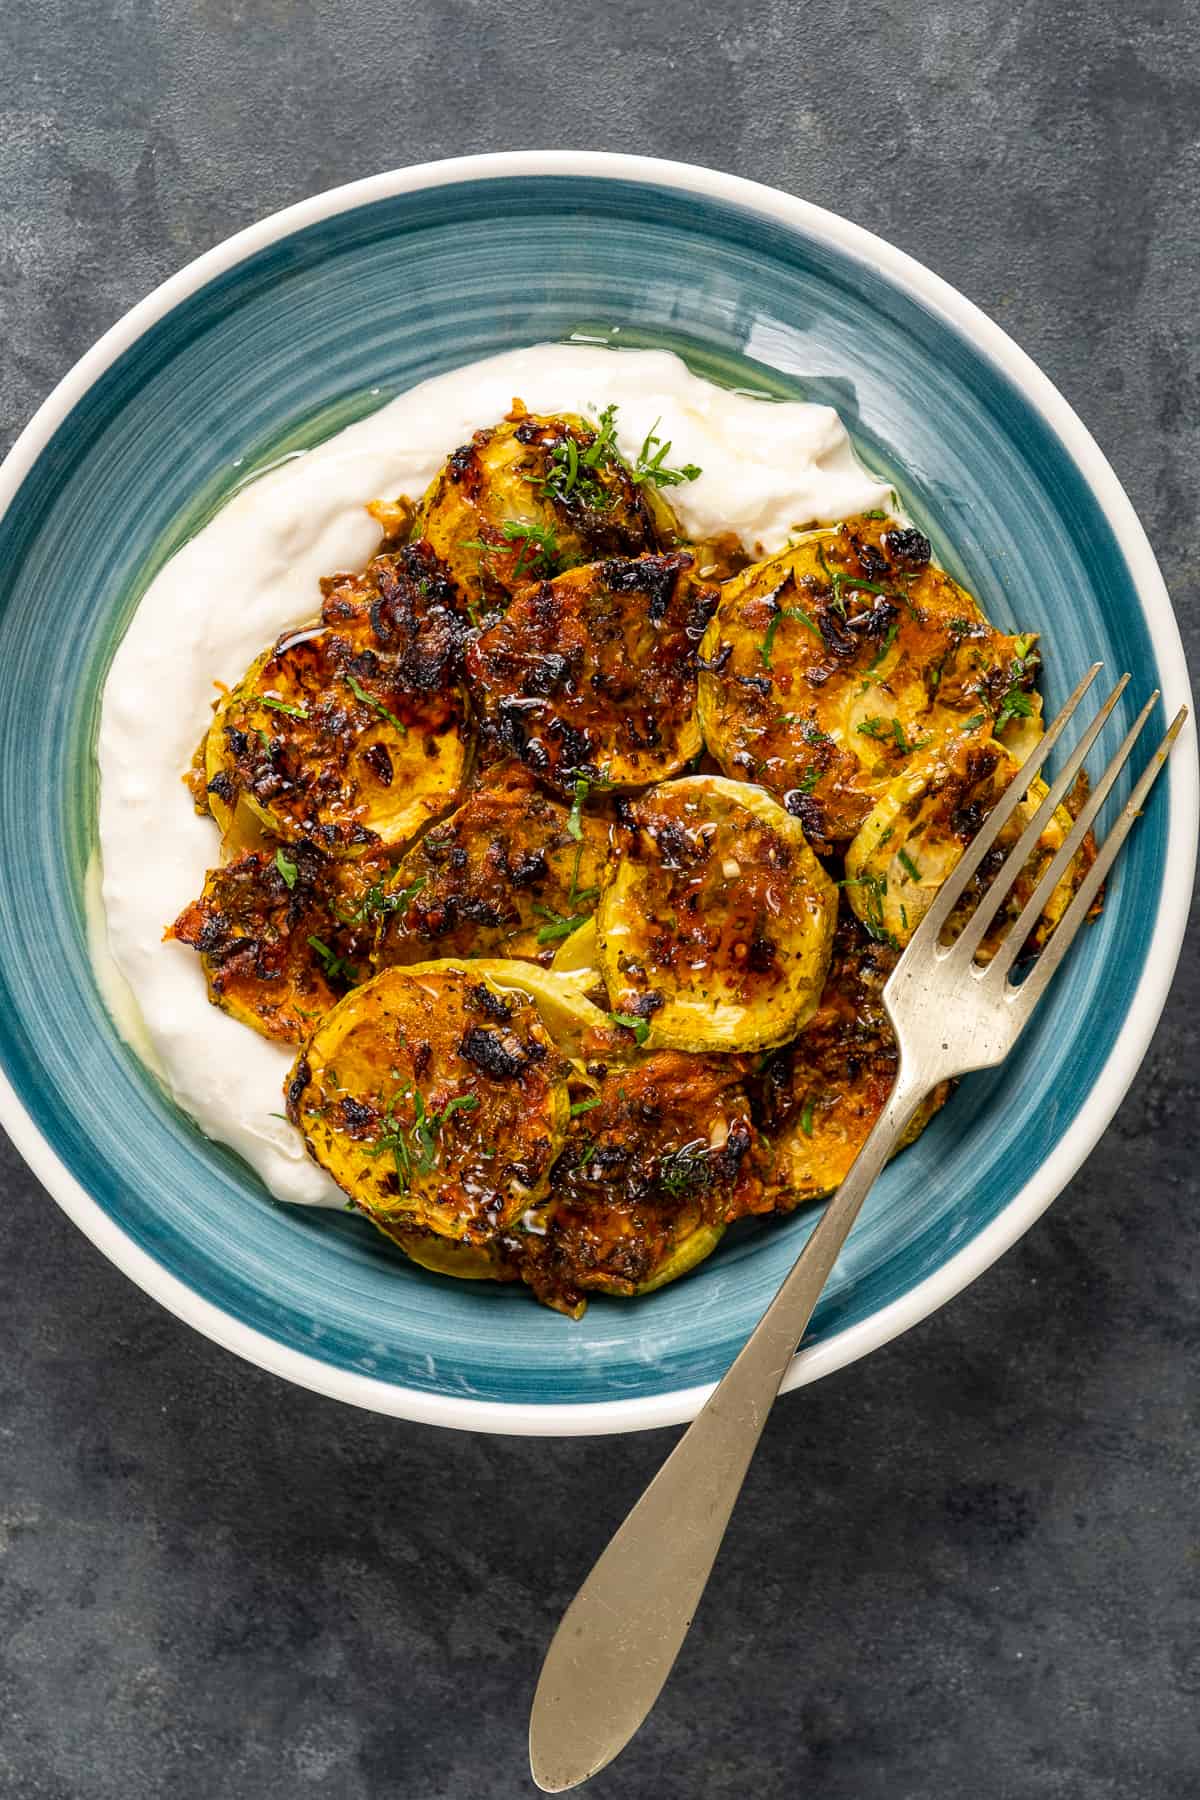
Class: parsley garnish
862,618,900,683
345,671,408,737
336,875,426,929
260,694,308,721
863,508,887,520
799,1096,815,1137
369,1088,480,1192
962,712,987,731
610,1010,650,1046
897,848,921,884
566,776,589,841
761,602,820,670
275,848,298,889
569,1095,602,1118
533,904,593,945
856,716,890,741
892,718,930,756
462,520,561,581
631,418,702,490
657,1140,712,1195
307,936,359,983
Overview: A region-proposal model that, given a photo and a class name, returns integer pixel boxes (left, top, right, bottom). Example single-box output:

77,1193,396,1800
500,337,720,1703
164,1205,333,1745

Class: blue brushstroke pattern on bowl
0,171,1175,1413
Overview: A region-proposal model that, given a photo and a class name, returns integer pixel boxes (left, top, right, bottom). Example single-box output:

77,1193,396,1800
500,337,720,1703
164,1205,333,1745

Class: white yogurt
94,344,892,1206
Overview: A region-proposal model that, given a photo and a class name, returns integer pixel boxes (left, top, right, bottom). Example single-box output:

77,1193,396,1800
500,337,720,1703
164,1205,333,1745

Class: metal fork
529,667,1189,1793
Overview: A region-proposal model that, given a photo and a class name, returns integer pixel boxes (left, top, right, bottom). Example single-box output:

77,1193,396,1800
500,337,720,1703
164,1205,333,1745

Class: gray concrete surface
1,3,1198,1796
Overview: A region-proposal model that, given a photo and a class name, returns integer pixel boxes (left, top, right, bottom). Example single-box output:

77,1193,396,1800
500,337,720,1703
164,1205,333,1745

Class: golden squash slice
512,1052,767,1315
753,913,952,1208
413,405,673,616
697,514,1040,850
596,775,837,1053
208,543,471,856
373,763,609,969
843,720,1093,954
465,552,716,793
286,962,572,1243
167,847,343,1043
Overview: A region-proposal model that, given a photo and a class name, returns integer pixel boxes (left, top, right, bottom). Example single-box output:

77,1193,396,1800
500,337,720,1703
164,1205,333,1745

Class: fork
529,666,1189,1793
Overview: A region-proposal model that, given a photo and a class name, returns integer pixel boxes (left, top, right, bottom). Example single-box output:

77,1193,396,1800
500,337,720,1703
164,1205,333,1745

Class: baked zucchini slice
465,552,716,792
286,962,572,1243
208,543,471,855
596,775,837,1053
512,1052,767,1314
843,721,1092,954
167,846,343,1042
753,913,952,1207
413,405,671,616
373,763,609,969
697,514,1040,849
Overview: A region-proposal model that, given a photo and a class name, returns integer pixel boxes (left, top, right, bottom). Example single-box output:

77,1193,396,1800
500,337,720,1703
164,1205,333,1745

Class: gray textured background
2,3,1198,1797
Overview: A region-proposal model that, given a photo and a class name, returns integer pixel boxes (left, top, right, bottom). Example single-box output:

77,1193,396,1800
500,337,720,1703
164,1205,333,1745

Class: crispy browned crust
374,762,610,968
167,847,341,1042
509,1051,766,1312
466,552,716,792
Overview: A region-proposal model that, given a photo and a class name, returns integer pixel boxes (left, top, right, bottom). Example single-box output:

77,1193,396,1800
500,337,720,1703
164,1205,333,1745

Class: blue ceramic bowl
0,154,1193,1434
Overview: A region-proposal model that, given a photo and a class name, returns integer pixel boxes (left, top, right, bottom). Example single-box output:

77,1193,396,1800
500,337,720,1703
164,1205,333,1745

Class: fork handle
529,1065,929,1794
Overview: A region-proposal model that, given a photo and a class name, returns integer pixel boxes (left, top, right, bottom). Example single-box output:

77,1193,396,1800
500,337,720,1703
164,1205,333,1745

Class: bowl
0,152,1194,1435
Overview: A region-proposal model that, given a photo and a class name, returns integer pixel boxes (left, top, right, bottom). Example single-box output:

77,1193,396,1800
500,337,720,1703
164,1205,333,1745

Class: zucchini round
465,552,715,792
843,722,1092,954
753,914,952,1207
286,962,572,1242
596,775,837,1053
167,847,341,1042
208,544,471,855
697,513,1041,849
413,406,670,615
373,763,609,970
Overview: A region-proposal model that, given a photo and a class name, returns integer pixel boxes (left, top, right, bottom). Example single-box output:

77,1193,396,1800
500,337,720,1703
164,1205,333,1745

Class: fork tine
1009,706,1188,1017
916,663,1103,947
986,689,1160,982
950,673,1131,966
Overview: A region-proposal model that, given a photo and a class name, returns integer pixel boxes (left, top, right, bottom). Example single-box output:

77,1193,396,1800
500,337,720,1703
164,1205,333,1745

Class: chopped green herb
581,403,620,470
863,508,887,520
891,718,930,756
345,671,408,737
900,903,909,931
657,1140,712,1195
856,715,890,741
799,1095,815,1137
862,618,900,682
610,1010,650,1046
567,776,589,841
275,847,299,889
761,602,820,669
897,847,921,884
533,904,592,945
962,712,988,731
368,1087,480,1193
307,936,359,983
631,418,702,490
569,1095,603,1118
260,693,308,721
336,875,426,929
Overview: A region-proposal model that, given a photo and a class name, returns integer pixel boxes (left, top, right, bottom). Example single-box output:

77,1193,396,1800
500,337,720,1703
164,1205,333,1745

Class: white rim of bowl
0,151,1194,1437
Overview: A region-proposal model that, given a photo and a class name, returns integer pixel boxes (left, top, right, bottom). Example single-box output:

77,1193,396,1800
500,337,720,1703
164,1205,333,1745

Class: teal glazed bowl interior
0,155,1193,1434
